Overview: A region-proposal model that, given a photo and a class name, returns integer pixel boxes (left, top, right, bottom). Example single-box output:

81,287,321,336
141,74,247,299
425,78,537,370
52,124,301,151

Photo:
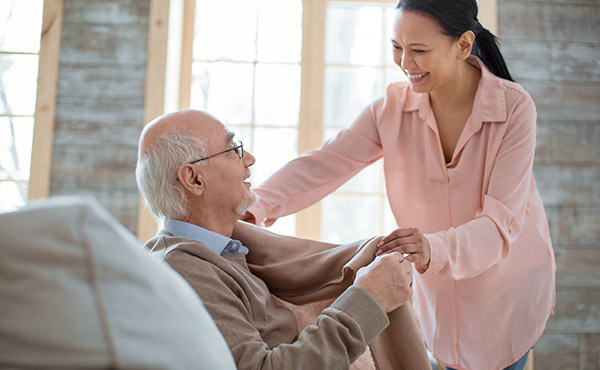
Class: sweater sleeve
248,102,384,226
169,252,389,370
422,91,538,280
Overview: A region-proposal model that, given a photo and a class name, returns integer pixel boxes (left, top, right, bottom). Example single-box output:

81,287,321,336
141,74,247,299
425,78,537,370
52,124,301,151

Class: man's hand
354,252,412,313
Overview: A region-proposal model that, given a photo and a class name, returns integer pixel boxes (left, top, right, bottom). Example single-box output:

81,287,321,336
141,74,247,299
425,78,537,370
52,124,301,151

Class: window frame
137,0,171,242
19,0,62,202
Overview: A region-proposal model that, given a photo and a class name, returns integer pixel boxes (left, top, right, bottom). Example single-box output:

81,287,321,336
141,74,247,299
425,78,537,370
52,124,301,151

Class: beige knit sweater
146,222,429,370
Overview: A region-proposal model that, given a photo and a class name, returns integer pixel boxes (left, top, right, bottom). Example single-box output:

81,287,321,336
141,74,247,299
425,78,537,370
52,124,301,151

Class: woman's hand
377,227,431,269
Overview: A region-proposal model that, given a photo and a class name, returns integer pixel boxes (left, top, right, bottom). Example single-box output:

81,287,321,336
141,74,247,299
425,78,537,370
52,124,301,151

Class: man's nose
243,151,256,167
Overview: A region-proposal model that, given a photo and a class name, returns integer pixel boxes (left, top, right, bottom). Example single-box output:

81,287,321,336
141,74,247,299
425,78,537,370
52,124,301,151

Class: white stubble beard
235,189,259,216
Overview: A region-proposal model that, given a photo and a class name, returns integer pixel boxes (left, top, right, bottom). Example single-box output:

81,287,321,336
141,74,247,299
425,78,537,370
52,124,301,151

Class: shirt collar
162,218,248,255
468,55,507,123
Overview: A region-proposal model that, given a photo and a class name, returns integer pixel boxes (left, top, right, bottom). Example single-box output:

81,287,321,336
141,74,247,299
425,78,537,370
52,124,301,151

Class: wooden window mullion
28,0,63,201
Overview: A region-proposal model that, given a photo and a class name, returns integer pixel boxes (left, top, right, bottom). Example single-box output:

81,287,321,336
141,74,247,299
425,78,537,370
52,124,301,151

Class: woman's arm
248,103,384,226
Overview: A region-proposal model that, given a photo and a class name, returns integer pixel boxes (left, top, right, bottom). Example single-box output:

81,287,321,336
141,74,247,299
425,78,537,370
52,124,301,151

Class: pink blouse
248,57,555,370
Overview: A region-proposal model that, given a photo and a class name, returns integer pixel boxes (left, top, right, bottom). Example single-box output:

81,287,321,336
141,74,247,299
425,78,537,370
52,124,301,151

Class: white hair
136,130,207,221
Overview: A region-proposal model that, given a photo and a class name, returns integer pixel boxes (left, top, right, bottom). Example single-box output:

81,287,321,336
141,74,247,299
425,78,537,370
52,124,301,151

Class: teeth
408,72,427,79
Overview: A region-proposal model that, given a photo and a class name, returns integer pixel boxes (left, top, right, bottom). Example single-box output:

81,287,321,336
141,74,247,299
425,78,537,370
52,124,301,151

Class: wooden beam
28,0,63,200
295,0,327,239
178,0,195,110
137,0,170,242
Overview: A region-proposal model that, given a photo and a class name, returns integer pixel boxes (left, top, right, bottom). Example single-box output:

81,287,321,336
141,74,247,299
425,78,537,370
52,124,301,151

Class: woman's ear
456,30,475,60
177,164,205,196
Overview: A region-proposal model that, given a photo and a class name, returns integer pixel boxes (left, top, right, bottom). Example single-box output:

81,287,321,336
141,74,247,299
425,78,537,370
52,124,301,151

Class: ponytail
396,0,514,82
471,25,514,82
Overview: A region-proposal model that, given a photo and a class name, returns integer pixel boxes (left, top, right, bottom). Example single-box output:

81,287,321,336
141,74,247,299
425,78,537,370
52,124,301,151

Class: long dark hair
395,0,514,82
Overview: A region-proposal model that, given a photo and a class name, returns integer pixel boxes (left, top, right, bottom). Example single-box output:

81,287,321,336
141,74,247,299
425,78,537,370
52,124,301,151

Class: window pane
322,194,381,243
384,7,398,67
0,117,33,181
190,61,254,124
325,4,382,66
323,127,339,143
323,66,381,127
251,127,298,186
382,198,397,233
383,7,407,83
0,0,43,53
254,63,300,126
0,181,27,213
385,66,408,84
267,213,296,237
0,54,39,115
228,125,253,152
257,0,302,63
194,0,258,62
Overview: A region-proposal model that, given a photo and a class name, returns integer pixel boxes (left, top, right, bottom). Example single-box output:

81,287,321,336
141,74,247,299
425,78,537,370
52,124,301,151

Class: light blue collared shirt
162,218,249,255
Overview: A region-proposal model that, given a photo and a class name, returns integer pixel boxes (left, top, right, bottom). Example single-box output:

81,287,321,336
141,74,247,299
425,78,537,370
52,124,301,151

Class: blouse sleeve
422,91,538,280
249,102,385,226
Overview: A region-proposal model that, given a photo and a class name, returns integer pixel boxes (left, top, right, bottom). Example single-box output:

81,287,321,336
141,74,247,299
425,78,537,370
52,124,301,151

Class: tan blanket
233,222,430,370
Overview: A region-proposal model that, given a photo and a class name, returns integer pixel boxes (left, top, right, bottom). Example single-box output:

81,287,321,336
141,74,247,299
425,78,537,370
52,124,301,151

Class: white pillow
0,196,235,369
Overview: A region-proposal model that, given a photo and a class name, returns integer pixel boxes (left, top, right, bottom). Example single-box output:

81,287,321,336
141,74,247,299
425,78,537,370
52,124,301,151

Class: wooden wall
499,0,600,368
50,0,150,232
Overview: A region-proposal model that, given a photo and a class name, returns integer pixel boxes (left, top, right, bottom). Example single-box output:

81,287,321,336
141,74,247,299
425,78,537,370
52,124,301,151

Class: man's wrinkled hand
355,252,412,313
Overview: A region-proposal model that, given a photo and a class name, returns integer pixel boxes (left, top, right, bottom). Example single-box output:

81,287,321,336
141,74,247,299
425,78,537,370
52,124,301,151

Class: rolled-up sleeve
250,103,384,226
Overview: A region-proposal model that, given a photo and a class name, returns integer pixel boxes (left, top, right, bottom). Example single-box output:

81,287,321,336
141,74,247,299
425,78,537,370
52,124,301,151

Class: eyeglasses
188,140,244,164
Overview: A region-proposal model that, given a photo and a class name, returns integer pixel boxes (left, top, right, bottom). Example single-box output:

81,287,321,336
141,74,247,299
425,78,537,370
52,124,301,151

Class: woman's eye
392,45,402,51
413,49,425,53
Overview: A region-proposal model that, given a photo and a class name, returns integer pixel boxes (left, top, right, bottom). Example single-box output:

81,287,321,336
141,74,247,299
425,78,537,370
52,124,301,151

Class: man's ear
177,164,205,196
456,30,475,60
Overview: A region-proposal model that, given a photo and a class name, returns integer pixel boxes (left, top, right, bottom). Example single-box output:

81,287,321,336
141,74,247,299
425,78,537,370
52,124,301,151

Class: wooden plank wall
499,1,600,369
50,0,150,232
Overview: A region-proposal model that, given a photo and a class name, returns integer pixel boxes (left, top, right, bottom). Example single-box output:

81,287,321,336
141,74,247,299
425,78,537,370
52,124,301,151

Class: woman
244,1,555,369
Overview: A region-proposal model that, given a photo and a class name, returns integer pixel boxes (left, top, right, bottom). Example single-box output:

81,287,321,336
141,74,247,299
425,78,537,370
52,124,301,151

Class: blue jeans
444,349,531,370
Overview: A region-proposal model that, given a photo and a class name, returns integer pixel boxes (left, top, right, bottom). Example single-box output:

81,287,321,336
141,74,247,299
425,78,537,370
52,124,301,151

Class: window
0,0,44,212
179,0,398,242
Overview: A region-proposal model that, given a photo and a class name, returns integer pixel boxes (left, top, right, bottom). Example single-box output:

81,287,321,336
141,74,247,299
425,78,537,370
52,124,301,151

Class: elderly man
135,109,423,370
